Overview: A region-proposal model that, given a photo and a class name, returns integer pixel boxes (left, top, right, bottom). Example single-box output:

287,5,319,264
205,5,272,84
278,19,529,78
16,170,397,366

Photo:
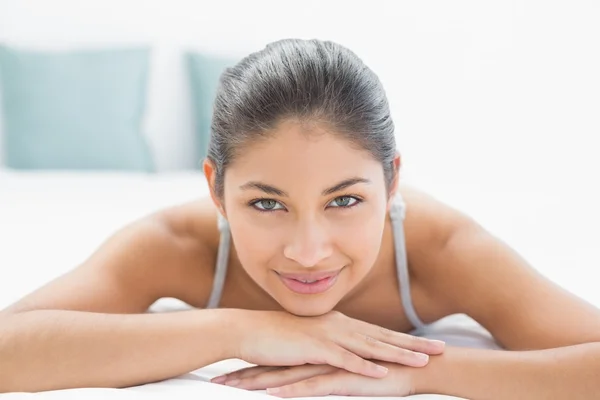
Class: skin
212,119,421,322
3,118,600,397
208,119,600,397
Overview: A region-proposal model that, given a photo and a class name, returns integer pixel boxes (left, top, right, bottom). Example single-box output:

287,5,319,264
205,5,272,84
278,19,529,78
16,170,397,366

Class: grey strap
389,195,426,331
206,213,230,309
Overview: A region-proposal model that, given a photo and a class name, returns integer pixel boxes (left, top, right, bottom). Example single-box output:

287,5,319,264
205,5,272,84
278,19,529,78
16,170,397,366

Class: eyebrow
239,177,372,197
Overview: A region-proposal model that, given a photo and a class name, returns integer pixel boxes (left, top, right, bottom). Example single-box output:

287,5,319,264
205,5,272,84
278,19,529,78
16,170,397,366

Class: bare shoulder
152,196,223,307
396,183,476,318
156,196,222,253
1,196,222,316
397,183,470,258
397,184,600,348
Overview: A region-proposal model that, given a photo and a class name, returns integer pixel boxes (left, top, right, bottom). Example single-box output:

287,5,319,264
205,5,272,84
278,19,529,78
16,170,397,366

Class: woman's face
209,119,396,316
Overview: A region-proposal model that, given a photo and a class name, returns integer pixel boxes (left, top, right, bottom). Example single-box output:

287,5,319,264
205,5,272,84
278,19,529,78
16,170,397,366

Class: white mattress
1,170,599,399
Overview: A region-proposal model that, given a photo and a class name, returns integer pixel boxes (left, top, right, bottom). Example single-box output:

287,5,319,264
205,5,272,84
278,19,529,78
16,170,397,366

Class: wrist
409,345,497,396
216,308,265,360
407,349,447,395
378,361,422,397
195,308,248,361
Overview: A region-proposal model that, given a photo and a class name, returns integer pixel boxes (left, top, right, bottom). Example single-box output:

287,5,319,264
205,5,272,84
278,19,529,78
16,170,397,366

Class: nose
283,217,333,268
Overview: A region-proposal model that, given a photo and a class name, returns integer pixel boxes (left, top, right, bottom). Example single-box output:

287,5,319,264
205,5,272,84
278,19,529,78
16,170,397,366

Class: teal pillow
0,47,154,171
186,52,238,167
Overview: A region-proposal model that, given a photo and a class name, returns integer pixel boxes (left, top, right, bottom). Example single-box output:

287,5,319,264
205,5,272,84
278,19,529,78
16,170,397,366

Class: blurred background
1,1,599,309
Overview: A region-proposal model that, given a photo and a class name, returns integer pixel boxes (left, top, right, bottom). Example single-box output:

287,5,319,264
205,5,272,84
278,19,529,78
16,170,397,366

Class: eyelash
248,195,363,213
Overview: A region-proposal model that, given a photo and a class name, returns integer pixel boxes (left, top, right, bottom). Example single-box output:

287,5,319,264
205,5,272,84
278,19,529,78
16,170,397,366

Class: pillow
0,46,155,171
186,52,238,167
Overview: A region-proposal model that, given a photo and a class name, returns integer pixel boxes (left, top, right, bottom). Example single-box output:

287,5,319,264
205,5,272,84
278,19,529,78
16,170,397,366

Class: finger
211,365,283,384
314,345,389,378
233,364,336,390
345,332,430,367
266,372,342,398
269,370,411,398
364,323,445,355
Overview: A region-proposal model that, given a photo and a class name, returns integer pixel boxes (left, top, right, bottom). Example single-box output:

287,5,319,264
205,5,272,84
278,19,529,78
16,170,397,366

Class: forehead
225,119,383,191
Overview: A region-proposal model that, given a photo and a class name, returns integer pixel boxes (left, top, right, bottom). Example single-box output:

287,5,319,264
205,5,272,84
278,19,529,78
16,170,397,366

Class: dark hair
207,38,397,201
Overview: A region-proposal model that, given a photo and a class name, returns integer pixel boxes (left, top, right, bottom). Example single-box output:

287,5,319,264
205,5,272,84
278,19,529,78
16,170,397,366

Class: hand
211,363,414,397
231,310,444,378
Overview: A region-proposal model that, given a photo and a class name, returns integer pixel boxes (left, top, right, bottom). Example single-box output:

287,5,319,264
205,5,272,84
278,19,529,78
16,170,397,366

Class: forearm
411,343,600,399
0,308,240,393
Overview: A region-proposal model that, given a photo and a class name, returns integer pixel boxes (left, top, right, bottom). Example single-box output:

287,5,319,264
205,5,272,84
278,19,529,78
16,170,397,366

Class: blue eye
249,196,362,213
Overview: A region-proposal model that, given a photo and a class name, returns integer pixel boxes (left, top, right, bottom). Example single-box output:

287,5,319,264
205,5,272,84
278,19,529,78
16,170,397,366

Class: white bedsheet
1,170,599,399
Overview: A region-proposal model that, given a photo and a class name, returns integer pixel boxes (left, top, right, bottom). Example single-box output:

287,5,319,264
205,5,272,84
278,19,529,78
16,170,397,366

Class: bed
1,170,599,399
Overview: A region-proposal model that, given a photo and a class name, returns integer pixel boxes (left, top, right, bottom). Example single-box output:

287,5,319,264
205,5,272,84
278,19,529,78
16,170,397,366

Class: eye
327,196,361,209
251,198,285,212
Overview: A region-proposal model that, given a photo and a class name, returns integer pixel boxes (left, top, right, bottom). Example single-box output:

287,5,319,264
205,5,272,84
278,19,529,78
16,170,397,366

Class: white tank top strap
206,212,230,309
389,193,427,332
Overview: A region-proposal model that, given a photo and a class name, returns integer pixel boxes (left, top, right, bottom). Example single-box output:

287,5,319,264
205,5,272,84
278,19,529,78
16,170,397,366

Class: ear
202,158,226,217
386,151,402,211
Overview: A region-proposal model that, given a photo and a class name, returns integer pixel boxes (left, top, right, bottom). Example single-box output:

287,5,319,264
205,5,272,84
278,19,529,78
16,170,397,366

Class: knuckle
365,334,379,344
378,326,395,338
403,332,423,342
403,334,428,349
361,334,382,358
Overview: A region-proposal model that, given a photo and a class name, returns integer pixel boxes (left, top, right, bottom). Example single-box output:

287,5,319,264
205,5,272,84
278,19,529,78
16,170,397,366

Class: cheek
337,219,384,271
229,221,278,276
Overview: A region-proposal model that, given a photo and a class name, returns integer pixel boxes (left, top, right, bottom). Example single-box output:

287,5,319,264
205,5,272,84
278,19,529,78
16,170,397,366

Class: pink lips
276,268,343,295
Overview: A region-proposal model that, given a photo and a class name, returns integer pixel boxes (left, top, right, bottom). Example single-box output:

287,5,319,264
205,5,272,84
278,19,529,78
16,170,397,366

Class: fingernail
417,353,429,362
267,387,280,394
430,339,446,348
376,365,389,374
211,376,227,384
224,379,240,387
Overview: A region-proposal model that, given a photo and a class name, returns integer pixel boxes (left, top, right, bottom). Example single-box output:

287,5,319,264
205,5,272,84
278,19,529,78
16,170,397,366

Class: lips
276,267,344,295
277,269,342,282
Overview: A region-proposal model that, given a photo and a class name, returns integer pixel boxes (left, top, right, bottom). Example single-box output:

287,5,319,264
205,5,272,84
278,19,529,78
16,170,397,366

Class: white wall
1,0,599,186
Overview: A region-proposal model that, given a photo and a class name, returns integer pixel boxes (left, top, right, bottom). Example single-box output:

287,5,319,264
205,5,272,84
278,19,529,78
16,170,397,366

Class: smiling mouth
275,267,345,295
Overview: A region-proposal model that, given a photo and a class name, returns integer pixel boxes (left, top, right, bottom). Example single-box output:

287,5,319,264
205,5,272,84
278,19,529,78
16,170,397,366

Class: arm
0,203,226,392
411,343,600,398
410,203,600,398
224,344,600,398
0,308,237,393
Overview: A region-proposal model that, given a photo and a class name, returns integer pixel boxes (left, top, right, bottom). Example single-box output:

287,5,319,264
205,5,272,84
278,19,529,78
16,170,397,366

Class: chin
276,295,339,317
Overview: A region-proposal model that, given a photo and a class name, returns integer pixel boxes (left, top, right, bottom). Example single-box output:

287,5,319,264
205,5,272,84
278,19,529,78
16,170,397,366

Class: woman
1,39,600,398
